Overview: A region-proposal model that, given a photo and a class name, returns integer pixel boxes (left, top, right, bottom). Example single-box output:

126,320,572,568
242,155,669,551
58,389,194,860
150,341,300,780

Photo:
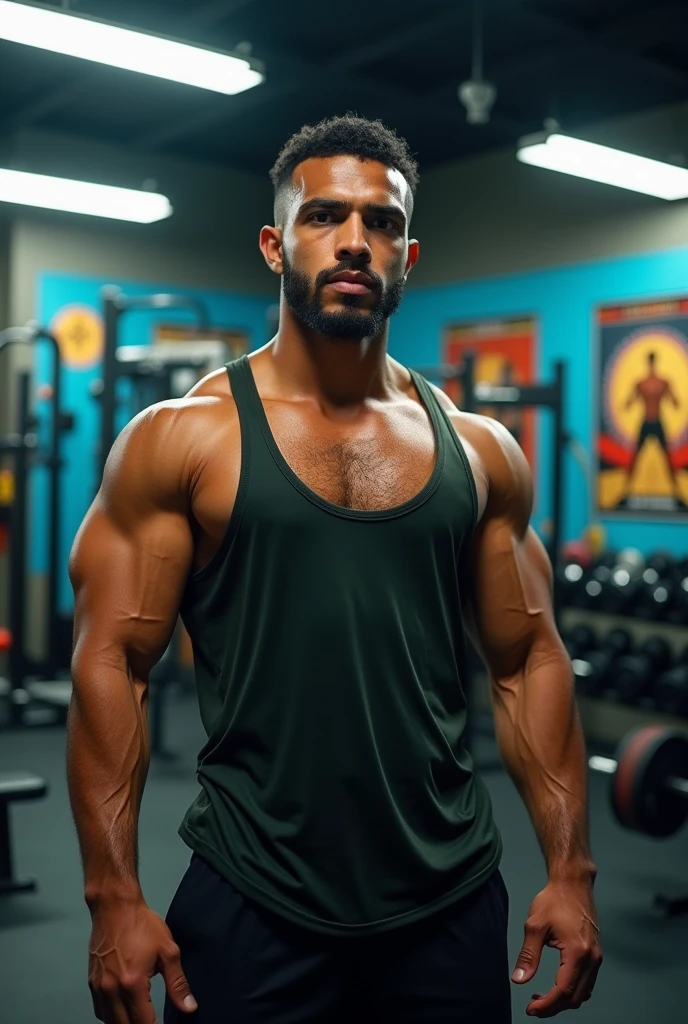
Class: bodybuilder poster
596,298,688,517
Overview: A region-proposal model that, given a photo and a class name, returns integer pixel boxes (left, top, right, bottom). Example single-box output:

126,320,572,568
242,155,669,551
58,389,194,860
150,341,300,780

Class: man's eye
311,212,331,223
373,218,393,230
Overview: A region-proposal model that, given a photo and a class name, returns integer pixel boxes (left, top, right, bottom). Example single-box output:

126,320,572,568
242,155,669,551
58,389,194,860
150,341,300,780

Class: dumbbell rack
564,607,688,919
561,608,688,747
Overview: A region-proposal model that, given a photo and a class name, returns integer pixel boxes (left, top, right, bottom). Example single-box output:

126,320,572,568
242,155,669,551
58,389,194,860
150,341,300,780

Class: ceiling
1,0,688,178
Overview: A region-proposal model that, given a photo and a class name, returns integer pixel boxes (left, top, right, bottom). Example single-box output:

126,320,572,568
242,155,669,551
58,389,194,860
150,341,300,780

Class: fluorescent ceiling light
0,0,265,95
517,131,688,201
0,169,173,223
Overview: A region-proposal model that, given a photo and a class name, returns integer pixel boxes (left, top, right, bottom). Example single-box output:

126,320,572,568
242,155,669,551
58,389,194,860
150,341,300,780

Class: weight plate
612,726,688,837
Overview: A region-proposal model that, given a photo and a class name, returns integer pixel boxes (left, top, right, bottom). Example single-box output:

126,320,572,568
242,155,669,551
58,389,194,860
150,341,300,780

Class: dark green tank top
178,353,501,937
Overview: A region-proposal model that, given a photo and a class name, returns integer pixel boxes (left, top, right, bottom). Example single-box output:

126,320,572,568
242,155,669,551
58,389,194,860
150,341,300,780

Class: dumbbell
669,566,688,626
589,724,688,837
556,547,619,610
568,628,633,698
572,548,645,615
561,624,595,661
600,549,648,614
645,551,676,578
656,646,688,718
556,558,590,609
611,635,674,708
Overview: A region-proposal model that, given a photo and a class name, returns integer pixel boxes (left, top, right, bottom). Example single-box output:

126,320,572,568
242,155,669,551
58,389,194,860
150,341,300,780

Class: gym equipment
656,649,688,717
109,340,231,425
558,546,688,624
98,289,210,479
589,725,688,837
613,635,674,708
0,771,48,894
0,325,73,725
569,628,633,698
590,725,688,918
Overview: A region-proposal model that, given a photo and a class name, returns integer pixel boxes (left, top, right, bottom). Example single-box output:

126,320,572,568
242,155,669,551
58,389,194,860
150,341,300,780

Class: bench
0,771,48,895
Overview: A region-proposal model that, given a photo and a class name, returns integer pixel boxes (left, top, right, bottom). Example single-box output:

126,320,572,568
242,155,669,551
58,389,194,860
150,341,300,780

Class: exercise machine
0,324,73,727
98,288,211,479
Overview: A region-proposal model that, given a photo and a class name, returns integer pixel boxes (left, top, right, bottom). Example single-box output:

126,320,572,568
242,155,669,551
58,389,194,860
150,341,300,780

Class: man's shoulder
104,371,238,495
422,376,517,448
418,375,531,502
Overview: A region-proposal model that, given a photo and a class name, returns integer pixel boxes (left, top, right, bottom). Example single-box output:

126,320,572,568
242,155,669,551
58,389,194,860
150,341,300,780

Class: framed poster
596,298,688,517
443,316,537,470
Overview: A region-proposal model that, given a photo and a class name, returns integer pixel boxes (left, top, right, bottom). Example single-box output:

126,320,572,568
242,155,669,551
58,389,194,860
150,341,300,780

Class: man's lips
328,280,372,294
325,271,375,295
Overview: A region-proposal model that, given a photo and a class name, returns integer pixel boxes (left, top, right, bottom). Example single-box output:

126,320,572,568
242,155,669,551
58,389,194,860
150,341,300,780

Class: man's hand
511,880,603,1017
88,900,198,1023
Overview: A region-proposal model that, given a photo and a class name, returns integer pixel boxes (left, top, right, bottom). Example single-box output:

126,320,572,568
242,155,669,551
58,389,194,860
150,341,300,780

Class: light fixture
0,169,173,223
0,0,265,95
517,128,688,201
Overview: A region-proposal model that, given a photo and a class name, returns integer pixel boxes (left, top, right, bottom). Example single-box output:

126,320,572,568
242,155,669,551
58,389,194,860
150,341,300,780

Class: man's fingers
512,921,546,983
159,945,198,1014
570,951,603,1009
100,992,140,1024
526,985,570,1018
525,948,593,1017
122,978,159,1024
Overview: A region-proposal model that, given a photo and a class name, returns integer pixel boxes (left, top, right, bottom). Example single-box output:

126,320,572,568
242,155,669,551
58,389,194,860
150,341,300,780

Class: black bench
0,771,48,895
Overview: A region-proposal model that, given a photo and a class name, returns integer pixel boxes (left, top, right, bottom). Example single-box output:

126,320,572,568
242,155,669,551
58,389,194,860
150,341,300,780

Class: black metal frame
0,325,66,722
99,289,210,480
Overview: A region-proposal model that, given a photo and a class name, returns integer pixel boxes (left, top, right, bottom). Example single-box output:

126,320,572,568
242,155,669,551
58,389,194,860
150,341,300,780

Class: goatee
282,257,406,340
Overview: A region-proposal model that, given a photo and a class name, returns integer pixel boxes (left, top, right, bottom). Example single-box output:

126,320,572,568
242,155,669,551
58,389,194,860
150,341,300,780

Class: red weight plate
612,726,688,836
612,725,665,832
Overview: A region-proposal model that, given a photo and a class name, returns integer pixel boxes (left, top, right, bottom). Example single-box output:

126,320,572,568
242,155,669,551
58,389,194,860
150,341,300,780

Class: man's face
277,156,418,340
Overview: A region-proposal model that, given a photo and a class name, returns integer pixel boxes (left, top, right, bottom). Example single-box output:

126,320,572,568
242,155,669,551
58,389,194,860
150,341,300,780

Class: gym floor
1,691,685,1024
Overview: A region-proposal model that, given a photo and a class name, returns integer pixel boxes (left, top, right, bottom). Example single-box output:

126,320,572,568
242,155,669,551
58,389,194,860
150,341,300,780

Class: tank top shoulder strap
225,353,252,410
408,366,479,529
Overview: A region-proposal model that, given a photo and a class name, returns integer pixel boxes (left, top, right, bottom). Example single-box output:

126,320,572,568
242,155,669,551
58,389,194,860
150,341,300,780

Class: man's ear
405,239,420,277
260,226,284,275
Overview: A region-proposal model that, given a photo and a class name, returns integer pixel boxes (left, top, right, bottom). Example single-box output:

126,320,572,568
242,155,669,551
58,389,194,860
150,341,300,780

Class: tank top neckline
235,353,447,522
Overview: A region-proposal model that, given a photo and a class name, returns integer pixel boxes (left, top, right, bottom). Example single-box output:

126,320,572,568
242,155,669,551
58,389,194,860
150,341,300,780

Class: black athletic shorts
636,419,668,452
163,853,512,1023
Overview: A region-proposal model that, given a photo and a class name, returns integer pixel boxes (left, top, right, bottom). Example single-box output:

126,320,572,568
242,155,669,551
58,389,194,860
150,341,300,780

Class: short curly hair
270,113,419,224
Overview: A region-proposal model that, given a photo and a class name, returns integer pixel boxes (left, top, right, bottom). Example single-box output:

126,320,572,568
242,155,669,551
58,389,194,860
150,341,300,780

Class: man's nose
335,216,372,263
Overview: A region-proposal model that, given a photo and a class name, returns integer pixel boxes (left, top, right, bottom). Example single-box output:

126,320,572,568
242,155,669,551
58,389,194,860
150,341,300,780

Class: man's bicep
70,416,194,681
466,517,559,681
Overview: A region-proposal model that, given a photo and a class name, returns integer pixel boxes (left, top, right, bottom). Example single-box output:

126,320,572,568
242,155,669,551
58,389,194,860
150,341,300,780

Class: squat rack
0,324,69,721
99,288,211,479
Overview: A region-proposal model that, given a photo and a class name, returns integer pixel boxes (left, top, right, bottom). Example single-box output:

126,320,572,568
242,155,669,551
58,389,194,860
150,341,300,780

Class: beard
282,255,406,340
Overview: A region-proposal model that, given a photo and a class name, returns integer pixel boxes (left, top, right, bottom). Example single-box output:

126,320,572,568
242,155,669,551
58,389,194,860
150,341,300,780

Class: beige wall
408,99,688,288
0,215,10,434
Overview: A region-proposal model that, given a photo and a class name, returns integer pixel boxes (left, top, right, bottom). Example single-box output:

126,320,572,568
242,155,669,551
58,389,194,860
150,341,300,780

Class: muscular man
67,114,601,1024
623,350,681,499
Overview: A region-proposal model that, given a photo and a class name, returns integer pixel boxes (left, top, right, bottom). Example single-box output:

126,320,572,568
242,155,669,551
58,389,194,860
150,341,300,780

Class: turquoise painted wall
389,246,688,557
34,273,272,613
30,250,688,614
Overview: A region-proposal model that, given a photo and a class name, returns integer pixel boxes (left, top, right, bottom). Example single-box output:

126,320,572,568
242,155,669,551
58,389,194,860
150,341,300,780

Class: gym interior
1,1,688,1021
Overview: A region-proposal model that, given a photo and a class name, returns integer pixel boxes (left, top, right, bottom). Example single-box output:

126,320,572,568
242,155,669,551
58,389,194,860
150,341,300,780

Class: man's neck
267,319,398,411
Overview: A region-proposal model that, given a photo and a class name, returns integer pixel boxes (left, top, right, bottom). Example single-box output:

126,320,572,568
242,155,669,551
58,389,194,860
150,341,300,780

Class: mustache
315,262,382,290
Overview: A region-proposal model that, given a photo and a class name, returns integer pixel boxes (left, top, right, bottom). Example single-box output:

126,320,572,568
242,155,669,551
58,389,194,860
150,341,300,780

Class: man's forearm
67,665,151,909
491,648,596,882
